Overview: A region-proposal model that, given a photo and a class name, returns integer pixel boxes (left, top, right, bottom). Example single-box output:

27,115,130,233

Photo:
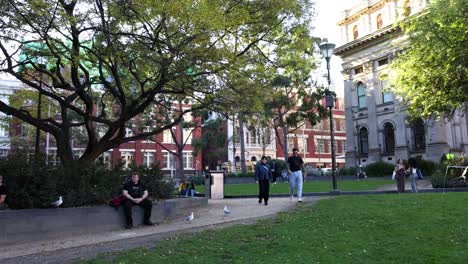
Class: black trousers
258,179,270,203
123,198,152,226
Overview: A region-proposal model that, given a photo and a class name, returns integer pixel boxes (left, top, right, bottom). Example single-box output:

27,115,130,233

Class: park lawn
82,193,468,264
196,179,394,196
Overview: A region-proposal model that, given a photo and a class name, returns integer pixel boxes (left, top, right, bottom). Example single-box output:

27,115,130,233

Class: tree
266,76,328,160
390,0,468,120
0,0,315,169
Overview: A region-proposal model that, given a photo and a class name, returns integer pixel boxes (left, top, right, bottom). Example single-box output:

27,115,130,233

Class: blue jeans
410,173,418,192
289,170,303,199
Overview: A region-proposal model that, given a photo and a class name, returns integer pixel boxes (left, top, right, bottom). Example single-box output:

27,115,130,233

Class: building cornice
334,24,401,56
338,0,394,26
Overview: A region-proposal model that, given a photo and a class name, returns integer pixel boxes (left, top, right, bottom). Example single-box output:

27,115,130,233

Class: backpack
109,196,126,209
416,168,424,180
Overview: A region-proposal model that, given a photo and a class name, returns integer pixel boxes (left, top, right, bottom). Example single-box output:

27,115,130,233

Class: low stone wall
0,197,207,246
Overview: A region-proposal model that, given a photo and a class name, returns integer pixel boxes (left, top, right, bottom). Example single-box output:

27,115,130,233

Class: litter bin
209,170,224,199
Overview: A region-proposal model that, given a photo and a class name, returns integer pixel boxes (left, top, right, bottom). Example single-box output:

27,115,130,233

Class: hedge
0,154,174,209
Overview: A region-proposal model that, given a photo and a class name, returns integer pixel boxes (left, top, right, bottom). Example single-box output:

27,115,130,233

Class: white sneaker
298,198,303,202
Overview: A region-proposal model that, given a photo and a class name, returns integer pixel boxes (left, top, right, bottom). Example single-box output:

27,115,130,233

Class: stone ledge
0,197,207,246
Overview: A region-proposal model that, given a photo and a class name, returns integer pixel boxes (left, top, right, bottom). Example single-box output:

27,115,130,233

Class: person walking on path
393,159,407,193
287,148,304,202
255,156,272,205
122,172,154,229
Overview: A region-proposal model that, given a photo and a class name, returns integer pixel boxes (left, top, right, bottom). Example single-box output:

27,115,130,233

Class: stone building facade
335,0,468,167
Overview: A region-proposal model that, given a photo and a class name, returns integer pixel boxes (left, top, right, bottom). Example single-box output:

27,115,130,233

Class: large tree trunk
177,119,184,179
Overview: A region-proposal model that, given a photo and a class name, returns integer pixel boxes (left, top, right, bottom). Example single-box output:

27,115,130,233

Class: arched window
383,123,395,154
404,1,411,17
357,83,366,108
358,127,369,156
353,25,359,40
412,119,426,151
376,14,383,29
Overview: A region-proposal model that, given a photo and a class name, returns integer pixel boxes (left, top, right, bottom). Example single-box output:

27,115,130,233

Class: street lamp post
319,41,338,191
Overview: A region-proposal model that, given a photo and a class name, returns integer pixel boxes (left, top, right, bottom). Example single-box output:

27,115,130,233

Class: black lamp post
319,41,338,191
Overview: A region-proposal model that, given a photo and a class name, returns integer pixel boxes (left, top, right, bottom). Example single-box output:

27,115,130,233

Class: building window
378,58,389,66
316,138,325,154
342,141,346,154
297,136,307,153
404,1,411,17
383,123,395,155
381,78,393,103
353,25,359,40
121,151,134,169
163,129,172,143
163,151,175,169
376,14,383,29
412,119,426,151
354,67,363,74
183,152,193,169
97,151,111,168
357,83,366,108
143,152,154,167
183,128,193,144
359,127,369,156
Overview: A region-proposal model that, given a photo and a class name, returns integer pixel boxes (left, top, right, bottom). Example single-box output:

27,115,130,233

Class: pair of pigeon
185,205,231,222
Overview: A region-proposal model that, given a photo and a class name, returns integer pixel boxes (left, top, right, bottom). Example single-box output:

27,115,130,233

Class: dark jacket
255,163,272,181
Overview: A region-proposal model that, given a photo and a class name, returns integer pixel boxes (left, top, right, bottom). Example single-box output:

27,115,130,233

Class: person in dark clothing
255,156,272,205
0,175,7,210
287,148,304,202
122,172,154,229
394,159,406,193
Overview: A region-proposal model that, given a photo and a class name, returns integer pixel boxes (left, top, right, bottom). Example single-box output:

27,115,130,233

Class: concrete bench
0,197,207,246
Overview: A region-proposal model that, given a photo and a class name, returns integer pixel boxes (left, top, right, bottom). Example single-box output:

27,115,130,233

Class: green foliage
390,0,468,119
0,0,317,168
226,171,255,178
0,154,173,209
363,161,395,177
413,155,438,176
339,166,357,176
187,174,205,186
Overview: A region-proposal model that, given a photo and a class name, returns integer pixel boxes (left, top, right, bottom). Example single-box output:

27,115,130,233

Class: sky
312,0,361,97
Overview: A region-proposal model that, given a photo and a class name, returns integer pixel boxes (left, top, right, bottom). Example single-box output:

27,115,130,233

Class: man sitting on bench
122,172,154,229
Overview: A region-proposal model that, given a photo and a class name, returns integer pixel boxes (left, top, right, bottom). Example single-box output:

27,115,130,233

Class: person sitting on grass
122,172,154,229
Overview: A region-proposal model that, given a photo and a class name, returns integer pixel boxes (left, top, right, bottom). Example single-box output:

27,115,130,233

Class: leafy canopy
390,0,468,120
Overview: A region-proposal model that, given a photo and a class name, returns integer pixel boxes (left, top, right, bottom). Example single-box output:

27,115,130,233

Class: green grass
82,193,468,264
196,179,394,196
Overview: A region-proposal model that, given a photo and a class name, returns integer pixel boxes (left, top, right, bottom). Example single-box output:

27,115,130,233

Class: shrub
364,161,395,177
0,154,173,209
188,174,205,185
339,166,357,177
226,171,255,178
413,156,437,176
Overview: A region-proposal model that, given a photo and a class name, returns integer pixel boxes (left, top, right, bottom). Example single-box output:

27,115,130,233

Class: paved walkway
0,196,327,264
